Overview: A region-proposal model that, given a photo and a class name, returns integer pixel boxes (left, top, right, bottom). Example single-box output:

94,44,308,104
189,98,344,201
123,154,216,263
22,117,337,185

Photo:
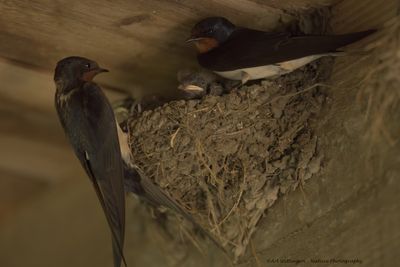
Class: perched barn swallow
187,17,376,84
54,56,127,267
54,57,224,260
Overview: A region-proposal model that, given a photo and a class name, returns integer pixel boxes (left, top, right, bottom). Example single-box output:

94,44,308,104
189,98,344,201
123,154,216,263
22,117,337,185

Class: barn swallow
54,56,127,267
54,57,224,259
187,17,376,84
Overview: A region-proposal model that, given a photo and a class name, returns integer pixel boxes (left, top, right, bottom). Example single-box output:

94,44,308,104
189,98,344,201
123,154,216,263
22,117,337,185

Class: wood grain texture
257,0,336,10
0,0,301,97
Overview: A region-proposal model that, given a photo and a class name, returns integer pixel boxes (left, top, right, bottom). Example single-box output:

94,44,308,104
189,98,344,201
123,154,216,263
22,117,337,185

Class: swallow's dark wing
123,165,192,221
55,84,126,267
198,28,375,71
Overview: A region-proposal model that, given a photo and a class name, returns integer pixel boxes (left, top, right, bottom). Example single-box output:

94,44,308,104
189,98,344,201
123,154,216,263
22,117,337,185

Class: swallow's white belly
215,55,323,81
116,121,132,164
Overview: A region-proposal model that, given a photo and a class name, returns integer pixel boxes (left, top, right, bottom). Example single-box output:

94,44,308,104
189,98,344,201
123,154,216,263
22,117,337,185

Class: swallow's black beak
186,37,205,43
186,37,196,43
97,68,109,73
82,67,109,81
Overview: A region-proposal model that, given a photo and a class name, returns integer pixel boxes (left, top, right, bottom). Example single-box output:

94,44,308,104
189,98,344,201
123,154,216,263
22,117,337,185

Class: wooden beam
0,0,298,97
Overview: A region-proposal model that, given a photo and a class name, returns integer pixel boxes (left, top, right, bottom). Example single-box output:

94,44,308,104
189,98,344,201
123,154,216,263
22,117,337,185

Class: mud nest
124,58,331,260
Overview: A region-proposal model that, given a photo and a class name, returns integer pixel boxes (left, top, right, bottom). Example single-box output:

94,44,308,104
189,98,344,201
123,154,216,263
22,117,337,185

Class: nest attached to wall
123,58,331,260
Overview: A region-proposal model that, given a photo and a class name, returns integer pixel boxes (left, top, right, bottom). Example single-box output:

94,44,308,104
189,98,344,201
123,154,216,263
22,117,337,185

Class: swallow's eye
85,63,91,69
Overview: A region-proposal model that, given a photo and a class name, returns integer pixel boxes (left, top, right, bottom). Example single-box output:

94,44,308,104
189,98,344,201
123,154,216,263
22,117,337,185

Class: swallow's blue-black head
54,56,108,89
187,17,236,53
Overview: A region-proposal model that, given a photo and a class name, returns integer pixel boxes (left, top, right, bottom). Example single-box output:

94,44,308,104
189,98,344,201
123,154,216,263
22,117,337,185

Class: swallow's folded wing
55,84,126,267
198,28,375,71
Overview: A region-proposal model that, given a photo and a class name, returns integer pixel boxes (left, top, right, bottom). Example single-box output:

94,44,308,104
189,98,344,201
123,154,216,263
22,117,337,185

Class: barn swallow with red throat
54,56,127,267
187,17,376,85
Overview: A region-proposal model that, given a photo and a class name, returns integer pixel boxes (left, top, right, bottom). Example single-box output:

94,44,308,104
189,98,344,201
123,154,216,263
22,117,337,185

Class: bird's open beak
178,84,204,92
